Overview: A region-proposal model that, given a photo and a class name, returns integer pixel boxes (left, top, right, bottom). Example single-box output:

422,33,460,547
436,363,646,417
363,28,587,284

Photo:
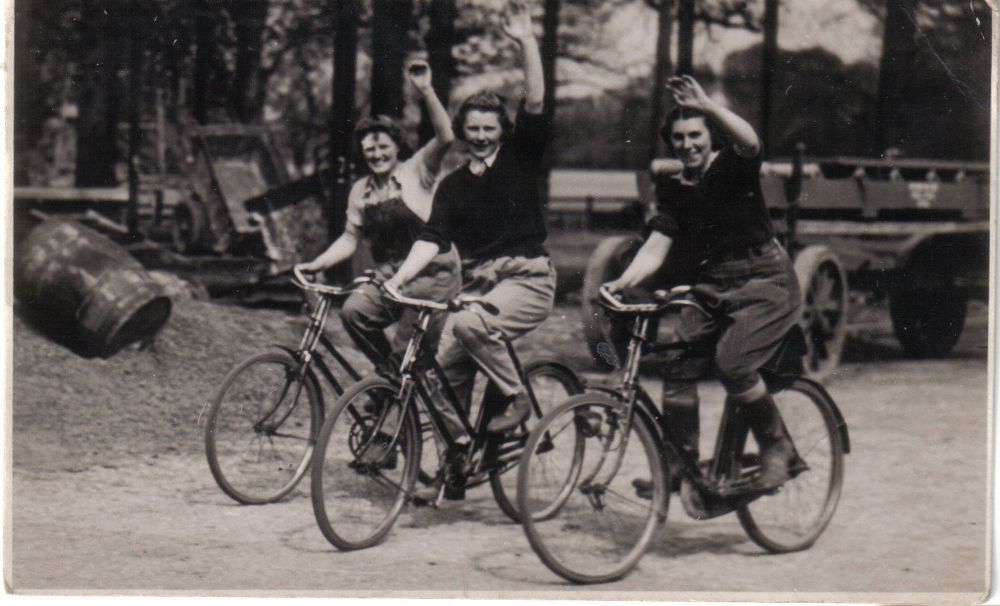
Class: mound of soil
12,298,374,473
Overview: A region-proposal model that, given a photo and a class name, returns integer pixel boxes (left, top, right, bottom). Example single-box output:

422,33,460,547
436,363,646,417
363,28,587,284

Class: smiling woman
382,1,558,502
294,60,461,373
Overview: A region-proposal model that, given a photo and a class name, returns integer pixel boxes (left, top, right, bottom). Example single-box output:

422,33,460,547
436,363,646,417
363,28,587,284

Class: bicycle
517,285,849,584
203,269,371,505
309,282,585,551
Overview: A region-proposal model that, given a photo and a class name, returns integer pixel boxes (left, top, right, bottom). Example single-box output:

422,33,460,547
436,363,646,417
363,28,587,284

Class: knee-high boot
661,380,700,490
740,392,797,490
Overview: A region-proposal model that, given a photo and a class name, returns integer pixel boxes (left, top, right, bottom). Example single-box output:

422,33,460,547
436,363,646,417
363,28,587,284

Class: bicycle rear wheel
489,360,584,522
518,394,668,584
205,350,321,504
737,378,845,552
311,376,420,551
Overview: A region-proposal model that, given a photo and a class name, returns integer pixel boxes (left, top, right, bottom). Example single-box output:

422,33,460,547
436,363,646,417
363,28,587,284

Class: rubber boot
636,381,699,499
742,392,795,491
661,381,700,492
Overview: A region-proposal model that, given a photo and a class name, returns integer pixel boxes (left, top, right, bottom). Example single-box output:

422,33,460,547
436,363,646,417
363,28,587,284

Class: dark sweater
419,105,549,262
648,146,773,262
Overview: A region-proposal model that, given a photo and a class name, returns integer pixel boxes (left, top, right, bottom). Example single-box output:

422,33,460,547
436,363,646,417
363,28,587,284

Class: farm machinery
562,151,989,378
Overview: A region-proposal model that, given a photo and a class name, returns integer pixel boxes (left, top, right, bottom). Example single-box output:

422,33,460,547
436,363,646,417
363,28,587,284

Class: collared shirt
345,145,437,230
419,103,550,262
468,149,499,177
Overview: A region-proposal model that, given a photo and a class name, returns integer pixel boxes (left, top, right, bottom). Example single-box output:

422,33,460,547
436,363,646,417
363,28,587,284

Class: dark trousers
661,239,801,455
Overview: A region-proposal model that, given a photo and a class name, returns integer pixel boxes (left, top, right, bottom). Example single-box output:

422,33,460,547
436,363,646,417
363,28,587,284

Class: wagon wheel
793,245,849,379
889,274,967,358
171,195,213,254
581,235,643,370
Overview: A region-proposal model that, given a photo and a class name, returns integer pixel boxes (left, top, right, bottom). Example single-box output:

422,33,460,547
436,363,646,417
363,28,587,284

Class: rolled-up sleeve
644,213,679,240
416,186,453,253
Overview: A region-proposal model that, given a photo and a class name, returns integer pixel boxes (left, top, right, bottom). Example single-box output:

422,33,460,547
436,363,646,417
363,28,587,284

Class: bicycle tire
311,376,420,551
737,377,845,553
518,394,668,584
489,360,584,523
205,350,321,505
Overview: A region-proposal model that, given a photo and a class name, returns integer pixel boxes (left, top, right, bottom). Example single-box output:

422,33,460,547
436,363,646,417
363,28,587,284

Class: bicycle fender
521,358,586,393
272,344,328,420
796,376,851,454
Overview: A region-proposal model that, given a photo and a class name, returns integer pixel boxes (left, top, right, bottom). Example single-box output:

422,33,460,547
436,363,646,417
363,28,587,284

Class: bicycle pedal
411,483,445,507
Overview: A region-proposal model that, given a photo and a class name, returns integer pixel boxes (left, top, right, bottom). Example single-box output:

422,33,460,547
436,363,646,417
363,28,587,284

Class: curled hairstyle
354,115,412,169
659,106,727,155
452,91,515,142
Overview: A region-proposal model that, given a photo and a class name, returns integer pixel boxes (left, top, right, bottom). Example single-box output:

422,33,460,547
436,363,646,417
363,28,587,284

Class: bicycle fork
576,316,652,501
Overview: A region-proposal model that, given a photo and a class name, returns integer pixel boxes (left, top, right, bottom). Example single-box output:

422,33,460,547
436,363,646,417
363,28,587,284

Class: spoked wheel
489,360,584,523
737,378,846,552
793,245,849,380
311,376,420,551
518,395,668,584
205,350,322,504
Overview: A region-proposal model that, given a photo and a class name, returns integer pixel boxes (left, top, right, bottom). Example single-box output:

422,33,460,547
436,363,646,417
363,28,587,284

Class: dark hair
452,91,514,142
354,115,412,169
658,106,727,154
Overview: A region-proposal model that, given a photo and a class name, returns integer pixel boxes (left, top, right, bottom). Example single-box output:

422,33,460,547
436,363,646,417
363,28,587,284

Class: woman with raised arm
295,59,461,373
384,1,555,500
605,75,802,492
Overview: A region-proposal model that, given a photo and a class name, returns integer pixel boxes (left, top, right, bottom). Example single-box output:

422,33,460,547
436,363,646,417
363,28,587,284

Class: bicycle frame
595,305,756,499
362,304,550,487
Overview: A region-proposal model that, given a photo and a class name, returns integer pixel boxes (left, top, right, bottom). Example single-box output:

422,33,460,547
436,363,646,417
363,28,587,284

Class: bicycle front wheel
311,376,420,551
518,394,668,584
737,378,845,552
205,350,321,504
489,360,584,522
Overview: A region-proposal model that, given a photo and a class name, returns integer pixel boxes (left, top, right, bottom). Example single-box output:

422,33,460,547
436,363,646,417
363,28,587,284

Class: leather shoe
753,438,794,491
442,443,468,500
487,392,531,433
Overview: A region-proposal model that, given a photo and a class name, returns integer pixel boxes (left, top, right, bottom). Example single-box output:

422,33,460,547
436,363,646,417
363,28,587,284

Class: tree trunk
14,0,42,184
676,0,694,75
329,0,359,241
540,0,560,201
127,1,146,238
648,0,674,160
759,0,779,157
230,0,270,123
193,0,214,125
874,0,919,155
371,0,412,118
75,0,122,187
418,0,457,145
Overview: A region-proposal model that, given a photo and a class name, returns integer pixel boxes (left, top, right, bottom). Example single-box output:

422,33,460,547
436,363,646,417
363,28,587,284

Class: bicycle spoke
206,352,320,505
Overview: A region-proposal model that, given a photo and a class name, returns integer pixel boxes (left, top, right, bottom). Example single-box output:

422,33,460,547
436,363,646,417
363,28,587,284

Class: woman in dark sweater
605,75,802,492
385,1,554,500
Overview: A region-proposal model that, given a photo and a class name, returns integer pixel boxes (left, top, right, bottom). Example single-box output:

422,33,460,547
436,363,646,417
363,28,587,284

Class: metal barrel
15,218,172,357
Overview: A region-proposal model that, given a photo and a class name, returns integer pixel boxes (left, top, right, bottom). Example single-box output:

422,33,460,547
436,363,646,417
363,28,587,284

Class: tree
869,0,991,159
75,0,123,187
230,0,271,122
370,0,414,117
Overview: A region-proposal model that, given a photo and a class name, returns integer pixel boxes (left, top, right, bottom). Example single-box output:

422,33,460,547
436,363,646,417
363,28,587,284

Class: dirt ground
7,294,990,601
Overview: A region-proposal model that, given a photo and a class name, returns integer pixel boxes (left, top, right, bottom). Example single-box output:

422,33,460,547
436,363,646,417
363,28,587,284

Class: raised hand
405,59,433,94
502,0,534,42
668,75,711,111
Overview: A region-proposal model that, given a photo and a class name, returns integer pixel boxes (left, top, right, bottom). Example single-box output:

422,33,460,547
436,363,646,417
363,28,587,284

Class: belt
705,238,777,264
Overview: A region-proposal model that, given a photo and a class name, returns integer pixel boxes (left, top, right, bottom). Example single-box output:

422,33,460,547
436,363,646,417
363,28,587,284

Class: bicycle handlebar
382,282,500,316
292,266,374,297
598,284,704,316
